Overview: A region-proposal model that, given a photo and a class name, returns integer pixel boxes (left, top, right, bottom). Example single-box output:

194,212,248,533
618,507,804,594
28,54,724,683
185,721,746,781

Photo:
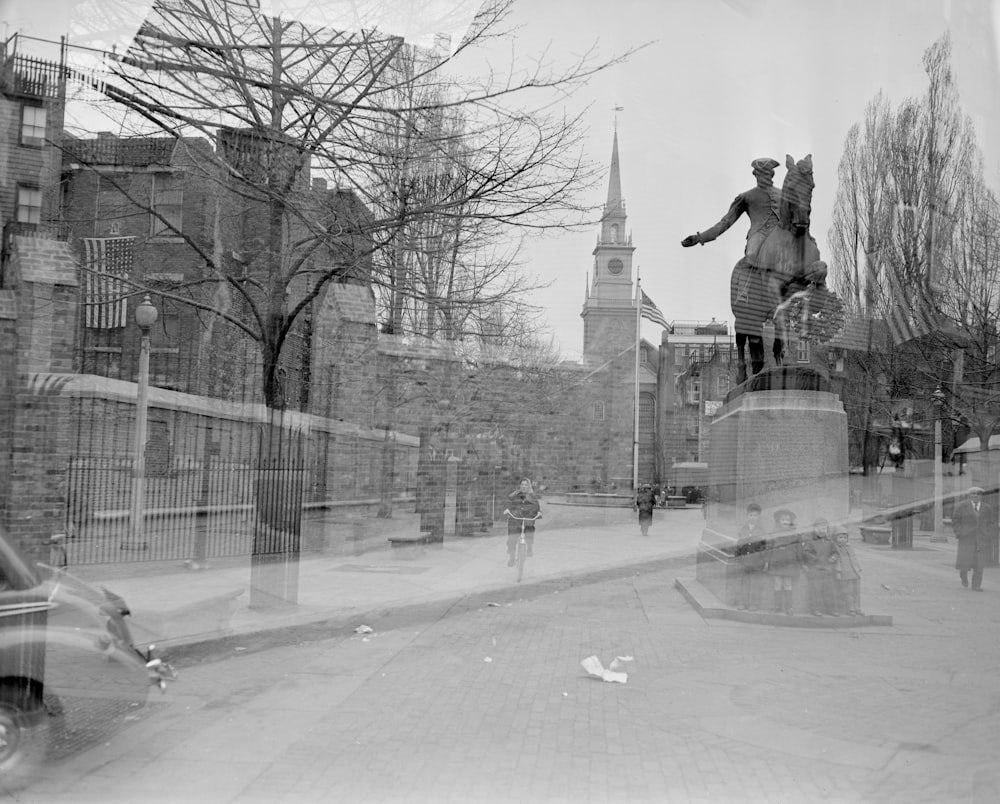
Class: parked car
0,529,156,789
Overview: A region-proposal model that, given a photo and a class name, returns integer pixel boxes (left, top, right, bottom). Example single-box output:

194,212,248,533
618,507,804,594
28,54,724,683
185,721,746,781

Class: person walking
506,479,541,567
635,484,656,537
952,487,996,591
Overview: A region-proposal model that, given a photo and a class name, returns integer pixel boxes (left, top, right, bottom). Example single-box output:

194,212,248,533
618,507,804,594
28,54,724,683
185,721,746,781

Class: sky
5,0,1000,360
500,0,1000,359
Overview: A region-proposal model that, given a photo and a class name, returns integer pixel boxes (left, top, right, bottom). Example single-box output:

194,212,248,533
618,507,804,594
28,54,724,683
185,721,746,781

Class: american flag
82,237,133,328
640,289,669,329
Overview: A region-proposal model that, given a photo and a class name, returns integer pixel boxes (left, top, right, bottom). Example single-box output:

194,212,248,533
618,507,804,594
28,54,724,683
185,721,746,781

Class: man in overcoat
952,486,997,591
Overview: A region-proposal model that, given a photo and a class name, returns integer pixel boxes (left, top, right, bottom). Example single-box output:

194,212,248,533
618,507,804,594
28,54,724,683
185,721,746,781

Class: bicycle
503,510,541,582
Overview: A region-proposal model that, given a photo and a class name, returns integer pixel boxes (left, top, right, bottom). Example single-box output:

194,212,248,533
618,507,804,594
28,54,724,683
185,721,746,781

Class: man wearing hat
680,158,783,383
952,487,997,591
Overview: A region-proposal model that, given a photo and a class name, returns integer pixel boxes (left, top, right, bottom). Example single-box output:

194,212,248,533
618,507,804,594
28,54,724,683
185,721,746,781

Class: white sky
5,0,999,360
504,0,1000,359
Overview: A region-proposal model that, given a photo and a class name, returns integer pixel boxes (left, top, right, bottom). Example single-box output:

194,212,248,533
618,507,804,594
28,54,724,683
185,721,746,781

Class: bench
666,496,687,509
860,525,891,544
388,531,439,558
388,531,437,547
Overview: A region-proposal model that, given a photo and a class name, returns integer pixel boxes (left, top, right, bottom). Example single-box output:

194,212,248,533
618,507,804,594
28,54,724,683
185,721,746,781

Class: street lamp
932,385,946,542
124,295,158,550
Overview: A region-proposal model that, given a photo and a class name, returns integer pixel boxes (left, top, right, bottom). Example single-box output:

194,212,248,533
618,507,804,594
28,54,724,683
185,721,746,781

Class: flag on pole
640,289,669,329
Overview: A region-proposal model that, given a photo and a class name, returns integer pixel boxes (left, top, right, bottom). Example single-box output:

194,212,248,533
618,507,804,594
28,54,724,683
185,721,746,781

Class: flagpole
633,272,642,491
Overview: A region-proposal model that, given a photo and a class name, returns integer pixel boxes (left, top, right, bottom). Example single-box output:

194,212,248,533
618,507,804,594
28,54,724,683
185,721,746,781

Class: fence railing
65,457,262,564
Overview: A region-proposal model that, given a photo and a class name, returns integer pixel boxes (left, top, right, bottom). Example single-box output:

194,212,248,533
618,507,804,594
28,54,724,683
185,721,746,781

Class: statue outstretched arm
681,194,747,247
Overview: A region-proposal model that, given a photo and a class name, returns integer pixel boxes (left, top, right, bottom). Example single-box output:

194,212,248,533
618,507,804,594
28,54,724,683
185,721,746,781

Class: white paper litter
581,655,631,684
484,656,493,662
354,625,373,634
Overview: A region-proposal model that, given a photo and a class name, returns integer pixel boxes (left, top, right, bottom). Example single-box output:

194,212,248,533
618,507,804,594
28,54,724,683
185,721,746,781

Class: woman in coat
635,484,656,536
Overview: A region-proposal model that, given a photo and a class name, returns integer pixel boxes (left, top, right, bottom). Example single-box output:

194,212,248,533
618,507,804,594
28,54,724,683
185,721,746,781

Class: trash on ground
354,625,373,634
581,655,630,684
487,602,501,607
609,655,634,671
234,646,247,652
484,656,493,662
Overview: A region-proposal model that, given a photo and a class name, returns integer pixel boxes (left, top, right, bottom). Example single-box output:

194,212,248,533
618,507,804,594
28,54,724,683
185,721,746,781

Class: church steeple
581,129,637,360
605,130,624,218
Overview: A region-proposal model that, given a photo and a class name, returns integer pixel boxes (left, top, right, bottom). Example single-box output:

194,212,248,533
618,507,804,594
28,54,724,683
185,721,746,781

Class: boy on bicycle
506,478,541,566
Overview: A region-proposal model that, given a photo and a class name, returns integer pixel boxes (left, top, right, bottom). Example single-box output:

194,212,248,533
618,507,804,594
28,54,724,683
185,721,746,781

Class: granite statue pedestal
697,367,850,614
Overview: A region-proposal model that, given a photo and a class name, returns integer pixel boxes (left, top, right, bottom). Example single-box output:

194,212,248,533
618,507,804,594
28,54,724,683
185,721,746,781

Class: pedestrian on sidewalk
765,507,802,615
802,518,837,616
734,502,767,610
832,526,863,615
506,479,541,566
635,483,656,537
952,486,996,591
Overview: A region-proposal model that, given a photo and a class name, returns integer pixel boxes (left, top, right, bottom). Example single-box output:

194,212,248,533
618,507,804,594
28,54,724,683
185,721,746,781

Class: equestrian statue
681,154,843,385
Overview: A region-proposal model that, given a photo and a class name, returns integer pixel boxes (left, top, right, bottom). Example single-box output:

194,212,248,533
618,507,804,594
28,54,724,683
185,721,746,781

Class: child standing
802,518,837,616
734,503,767,611
832,527,863,615
765,508,802,615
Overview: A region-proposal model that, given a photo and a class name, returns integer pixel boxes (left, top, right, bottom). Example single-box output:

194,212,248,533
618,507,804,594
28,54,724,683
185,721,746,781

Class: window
593,400,605,421
151,174,184,237
718,375,731,396
98,178,131,236
638,393,655,430
796,339,810,363
610,224,619,243
640,346,648,363
20,104,47,147
15,185,42,224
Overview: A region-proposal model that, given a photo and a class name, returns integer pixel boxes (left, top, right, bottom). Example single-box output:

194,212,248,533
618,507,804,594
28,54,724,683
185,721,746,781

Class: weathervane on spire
613,105,624,130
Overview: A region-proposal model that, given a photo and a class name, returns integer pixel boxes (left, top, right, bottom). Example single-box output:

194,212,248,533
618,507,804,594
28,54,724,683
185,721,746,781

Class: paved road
21,535,1000,804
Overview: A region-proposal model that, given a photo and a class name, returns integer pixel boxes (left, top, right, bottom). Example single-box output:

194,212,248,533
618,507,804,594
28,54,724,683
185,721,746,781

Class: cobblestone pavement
20,535,1000,804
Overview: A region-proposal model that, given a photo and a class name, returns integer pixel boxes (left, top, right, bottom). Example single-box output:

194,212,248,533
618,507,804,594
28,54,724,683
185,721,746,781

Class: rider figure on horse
682,156,833,385
681,157,783,383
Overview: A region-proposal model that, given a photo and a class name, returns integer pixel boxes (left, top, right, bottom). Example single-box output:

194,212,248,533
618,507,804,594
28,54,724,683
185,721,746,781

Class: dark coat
734,523,768,572
833,543,862,581
952,499,996,571
635,489,656,523
766,532,804,578
802,535,837,572
506,492,540,536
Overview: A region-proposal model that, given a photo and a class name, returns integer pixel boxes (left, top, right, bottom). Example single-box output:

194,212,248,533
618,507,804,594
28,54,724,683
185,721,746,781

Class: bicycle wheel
515,539,527,582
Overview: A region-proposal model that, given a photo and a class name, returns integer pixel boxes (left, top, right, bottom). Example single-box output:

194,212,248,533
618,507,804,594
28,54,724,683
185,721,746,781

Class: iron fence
65,456,262,564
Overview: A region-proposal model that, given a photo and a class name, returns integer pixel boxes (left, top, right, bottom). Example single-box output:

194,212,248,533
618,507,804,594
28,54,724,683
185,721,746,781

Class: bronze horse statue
731,154,829,382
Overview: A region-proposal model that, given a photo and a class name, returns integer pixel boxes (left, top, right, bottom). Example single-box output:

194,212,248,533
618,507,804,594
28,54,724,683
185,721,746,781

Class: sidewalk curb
162,552,696,666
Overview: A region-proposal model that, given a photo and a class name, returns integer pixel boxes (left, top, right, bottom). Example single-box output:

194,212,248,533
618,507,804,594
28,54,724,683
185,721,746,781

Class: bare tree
63,0,641,410
827,32,992,475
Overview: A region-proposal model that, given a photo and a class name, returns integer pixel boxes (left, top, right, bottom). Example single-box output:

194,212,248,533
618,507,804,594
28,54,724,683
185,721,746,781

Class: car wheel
0,685,48,791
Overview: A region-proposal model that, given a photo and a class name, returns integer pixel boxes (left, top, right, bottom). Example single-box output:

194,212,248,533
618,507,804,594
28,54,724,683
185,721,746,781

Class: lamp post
124,295,158,551
932,386,946,542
